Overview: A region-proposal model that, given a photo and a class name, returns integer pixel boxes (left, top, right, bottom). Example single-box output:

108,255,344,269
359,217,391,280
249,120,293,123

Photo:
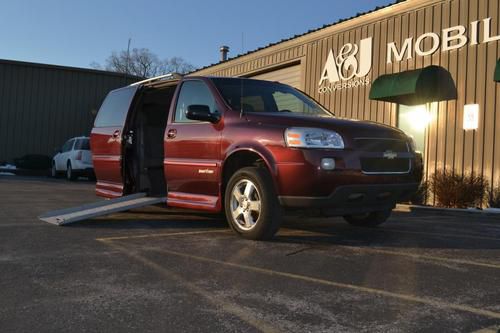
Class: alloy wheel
230,179,261,231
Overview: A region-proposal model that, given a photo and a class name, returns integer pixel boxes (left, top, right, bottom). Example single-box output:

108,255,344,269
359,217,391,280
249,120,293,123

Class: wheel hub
239,196,251,211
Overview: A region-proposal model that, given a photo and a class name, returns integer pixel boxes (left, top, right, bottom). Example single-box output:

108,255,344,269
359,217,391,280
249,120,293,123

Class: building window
397,104,430,154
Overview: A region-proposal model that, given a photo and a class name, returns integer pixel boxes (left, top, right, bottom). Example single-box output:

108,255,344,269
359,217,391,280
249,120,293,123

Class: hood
244,112,408,140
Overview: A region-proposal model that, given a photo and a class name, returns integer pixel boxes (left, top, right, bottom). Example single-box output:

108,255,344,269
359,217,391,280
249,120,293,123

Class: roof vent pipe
220,45,229,62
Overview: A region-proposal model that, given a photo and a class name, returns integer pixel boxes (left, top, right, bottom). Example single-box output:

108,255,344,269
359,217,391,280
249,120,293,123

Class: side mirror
186,105,220,123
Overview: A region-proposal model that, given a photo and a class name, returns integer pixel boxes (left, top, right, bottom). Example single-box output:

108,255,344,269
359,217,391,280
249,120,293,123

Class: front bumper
273,147,423,198
278,182,419,216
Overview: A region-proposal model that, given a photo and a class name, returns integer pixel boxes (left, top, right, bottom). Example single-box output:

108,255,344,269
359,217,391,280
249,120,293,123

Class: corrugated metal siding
194,0,500,196
0,60,138,162
250,64,303,89
195,44,306,78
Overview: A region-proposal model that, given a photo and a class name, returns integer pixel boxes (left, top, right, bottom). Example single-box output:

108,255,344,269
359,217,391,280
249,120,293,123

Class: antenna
240,32,245,118
126,38,132,75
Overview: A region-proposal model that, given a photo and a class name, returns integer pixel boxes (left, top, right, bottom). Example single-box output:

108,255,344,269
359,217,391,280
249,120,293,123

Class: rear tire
343,210,392,227
66,161,77,181
224,167,282,240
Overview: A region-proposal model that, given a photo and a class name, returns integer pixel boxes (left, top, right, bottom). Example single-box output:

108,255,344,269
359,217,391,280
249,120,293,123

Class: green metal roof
369,65,457,106
495,59,500,82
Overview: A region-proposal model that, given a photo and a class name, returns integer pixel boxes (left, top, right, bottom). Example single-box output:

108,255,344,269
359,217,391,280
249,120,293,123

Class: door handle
112,130,121,138
167,129,177,139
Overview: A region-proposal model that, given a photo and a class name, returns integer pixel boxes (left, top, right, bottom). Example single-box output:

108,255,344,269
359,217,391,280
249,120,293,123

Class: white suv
52,137,94,180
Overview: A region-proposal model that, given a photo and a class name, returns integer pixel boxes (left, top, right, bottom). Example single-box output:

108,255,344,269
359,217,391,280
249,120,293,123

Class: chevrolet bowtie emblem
383,150,398,159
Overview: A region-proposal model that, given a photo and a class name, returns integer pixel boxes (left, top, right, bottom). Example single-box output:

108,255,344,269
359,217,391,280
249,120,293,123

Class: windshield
211,78,332,117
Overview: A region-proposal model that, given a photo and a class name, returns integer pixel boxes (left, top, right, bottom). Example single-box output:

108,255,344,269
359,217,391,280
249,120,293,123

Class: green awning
369,65,457,106
495,59,500,82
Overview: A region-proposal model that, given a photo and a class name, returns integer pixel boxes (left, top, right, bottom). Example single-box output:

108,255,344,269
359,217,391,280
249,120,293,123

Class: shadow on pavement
57,206,500,251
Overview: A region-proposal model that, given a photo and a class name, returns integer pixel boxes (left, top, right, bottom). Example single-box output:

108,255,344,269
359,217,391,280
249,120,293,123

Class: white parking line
278,229,500,269
288,224,500,242
472,325,500,333
96,227,500,320
334,245,500,269
105,241,283,333
96,229,230,242
115,244,500,320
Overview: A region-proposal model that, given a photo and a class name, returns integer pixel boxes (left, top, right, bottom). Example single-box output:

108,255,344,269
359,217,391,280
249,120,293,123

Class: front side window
174,81,216,123
211,78,331,117
61,139,74,153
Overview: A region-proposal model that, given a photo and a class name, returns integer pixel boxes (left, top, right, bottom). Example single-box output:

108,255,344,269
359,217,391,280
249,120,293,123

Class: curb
396,204,500,217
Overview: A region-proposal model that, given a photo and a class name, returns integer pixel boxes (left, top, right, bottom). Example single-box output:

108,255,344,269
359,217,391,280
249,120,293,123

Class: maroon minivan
91,75,422,240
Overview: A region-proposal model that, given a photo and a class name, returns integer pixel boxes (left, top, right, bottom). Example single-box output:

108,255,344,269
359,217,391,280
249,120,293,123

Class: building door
397,104,429,154
251,64,302,90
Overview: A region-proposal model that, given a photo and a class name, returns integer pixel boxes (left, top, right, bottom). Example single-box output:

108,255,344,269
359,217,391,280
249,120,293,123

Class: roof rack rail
130,73,183,86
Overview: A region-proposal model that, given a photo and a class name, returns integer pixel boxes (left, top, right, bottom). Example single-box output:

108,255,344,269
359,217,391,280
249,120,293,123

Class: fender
222,141,280,193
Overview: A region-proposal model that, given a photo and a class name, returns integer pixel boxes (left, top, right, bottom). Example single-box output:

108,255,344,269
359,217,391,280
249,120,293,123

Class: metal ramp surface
39,192,166,226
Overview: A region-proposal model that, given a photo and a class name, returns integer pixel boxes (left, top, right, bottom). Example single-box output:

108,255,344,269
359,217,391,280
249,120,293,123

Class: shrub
488,186,500,208
430,171,488,208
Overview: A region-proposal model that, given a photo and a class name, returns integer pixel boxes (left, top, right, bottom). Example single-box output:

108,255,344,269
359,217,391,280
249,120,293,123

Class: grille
360,158,410,174
355,138,408,152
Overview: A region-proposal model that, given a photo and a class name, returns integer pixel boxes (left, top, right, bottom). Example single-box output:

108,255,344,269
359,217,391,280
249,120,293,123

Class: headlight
285,127,344,149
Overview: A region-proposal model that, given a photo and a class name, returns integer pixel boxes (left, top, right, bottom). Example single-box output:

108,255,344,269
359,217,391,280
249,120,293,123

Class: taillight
76,151,83,161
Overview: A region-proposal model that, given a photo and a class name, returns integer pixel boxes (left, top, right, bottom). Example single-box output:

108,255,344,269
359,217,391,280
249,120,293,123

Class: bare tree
89,61,102,70
161,57,195,74
91,48,195,78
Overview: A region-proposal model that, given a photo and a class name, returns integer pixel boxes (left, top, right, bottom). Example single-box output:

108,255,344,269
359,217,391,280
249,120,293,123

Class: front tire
224,167,282,240
343,210,392,227
66,162,77,181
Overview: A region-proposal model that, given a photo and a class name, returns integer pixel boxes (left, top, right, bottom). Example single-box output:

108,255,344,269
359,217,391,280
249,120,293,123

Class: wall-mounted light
463,104,479,130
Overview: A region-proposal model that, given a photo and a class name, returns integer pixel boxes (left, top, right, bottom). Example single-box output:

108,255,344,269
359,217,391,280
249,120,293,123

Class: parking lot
1,176,499,332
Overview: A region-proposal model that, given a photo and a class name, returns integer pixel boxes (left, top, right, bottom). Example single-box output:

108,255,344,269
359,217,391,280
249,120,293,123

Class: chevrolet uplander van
91,74,422,240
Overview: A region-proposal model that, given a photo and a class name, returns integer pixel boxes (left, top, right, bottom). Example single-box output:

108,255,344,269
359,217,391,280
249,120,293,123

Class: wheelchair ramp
39,192,166,226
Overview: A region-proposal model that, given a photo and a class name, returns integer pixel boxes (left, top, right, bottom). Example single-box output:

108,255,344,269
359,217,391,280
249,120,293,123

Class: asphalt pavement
1,176,499,333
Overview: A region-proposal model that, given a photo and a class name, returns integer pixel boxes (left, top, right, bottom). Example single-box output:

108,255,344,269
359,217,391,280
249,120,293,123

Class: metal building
193,0,500,194
0,59,139,163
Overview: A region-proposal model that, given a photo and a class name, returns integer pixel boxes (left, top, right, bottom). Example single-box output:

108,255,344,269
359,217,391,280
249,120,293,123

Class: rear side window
74,139,90,150
174,81,216,123
240,95,265,113
94,87,137,127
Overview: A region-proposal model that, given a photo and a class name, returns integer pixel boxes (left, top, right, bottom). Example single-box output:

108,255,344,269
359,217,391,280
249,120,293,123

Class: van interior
124,83,178,196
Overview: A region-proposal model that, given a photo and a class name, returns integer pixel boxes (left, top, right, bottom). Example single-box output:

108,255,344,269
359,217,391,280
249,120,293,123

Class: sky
0,0,395,71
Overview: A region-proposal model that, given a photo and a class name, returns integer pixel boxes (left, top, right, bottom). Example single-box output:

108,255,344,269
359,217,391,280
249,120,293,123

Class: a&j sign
318,37,372,93
318,17,500,94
